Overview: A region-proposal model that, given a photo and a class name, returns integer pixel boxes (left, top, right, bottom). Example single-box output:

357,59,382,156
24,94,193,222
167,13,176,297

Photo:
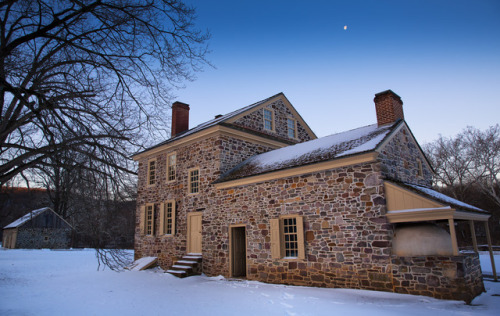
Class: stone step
176,260,198,266
183,256,202,262
166,253,203,278
171,265,192,270
166,269,187,278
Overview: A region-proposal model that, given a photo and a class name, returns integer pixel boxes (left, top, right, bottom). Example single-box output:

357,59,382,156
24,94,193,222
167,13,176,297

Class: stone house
132,90,494,302
2,207,73,249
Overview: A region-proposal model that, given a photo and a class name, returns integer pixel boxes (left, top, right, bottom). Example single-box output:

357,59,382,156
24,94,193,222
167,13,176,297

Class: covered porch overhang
384,181,497,281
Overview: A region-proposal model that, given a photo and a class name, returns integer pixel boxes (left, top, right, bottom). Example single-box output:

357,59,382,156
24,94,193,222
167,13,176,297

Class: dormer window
263,109,274,131
287,118,297,139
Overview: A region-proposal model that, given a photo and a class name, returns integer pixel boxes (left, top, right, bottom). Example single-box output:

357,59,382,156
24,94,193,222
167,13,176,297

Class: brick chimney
374,90,404,126
171,101,190,137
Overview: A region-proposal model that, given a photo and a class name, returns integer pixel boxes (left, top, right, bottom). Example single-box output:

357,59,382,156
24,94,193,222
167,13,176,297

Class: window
263,108,274,131
159,200,176,235
283,217,298,257
147,159,156,186
167,152,176,181
270,215,305,259
189,168,200,194
417,159,423,177
140,203,155,236
287,118,297,139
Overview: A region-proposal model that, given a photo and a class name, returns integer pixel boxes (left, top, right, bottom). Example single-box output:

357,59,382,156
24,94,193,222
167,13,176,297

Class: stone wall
15,228,72,249
205,161,394,291
391,254,484,303
135,135,221,268
135,133,282,268
218,135,276,174
135,99,310,268
232,99,313,143
378,125,432,186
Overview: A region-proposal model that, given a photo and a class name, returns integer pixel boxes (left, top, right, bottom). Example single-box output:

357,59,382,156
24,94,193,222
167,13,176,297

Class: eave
214,152,379,189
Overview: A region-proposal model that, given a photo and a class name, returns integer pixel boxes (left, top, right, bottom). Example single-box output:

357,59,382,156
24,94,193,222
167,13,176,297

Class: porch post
448,218,459,256
469,220,479,253
484,221,497,281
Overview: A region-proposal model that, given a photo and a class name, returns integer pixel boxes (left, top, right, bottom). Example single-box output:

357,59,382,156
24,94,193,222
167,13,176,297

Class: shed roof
4,207,72,229
216,120,401,183
398,182,487,214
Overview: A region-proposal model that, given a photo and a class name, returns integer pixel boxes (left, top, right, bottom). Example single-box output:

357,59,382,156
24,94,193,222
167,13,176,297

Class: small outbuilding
2,207,73,249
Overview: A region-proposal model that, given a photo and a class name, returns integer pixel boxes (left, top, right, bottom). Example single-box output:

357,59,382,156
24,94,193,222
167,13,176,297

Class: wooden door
187,212,202,254
231,226,247,277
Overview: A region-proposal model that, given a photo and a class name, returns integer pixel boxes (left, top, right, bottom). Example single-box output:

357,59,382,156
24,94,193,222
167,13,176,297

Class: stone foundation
241,254,484,302
391,254,484,303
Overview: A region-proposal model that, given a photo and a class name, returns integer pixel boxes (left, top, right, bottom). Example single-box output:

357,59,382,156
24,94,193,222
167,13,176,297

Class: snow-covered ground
0,249,499,316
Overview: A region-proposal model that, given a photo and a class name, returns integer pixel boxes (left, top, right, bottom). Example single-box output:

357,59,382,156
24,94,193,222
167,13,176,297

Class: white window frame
287,117,297,139
147,158,157,186
167,152,176,182
159,200,176,236
188,168,200,194
263,108,275,132
142,203,155,236
270,215,305,260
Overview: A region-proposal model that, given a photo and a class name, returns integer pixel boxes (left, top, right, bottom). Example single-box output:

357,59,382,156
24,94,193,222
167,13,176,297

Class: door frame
229,224,247,278
187,211,203,254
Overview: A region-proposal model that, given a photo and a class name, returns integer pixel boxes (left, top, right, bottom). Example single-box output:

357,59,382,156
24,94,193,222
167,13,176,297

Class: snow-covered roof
403,183,488,214
217,120,400,183
4,207,52,229
135,93,283,156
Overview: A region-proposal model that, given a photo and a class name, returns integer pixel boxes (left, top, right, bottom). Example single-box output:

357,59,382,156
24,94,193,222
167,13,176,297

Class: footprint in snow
280,302,293,308
283,292,294,300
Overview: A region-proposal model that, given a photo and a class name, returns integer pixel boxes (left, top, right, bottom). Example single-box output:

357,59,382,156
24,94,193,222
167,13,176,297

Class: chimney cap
172,101,190,109
374,89,401,99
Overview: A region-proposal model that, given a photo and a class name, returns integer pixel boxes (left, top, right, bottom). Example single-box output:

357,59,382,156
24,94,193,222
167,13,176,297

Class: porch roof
384,181,490,223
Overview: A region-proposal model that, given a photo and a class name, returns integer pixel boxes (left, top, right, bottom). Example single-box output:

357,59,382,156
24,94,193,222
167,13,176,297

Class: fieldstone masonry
391,254,484,303
135,101,313,268
378,125,432,186
233,99,311,143
134,93,486,302
15,228,72,249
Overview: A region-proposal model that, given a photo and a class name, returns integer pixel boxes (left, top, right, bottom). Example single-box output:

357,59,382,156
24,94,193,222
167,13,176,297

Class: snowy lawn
1,249,499,316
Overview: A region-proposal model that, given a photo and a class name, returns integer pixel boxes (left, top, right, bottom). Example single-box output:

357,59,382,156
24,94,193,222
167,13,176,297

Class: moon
344,25,347,30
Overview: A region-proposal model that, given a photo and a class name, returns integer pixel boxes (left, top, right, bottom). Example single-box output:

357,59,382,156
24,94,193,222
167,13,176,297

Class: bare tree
424,124,500,208
423,135,474,200
0,0,210,185
463,125,500,208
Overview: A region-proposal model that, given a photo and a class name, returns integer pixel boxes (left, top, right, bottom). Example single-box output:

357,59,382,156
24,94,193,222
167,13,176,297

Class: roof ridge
133,93,284,156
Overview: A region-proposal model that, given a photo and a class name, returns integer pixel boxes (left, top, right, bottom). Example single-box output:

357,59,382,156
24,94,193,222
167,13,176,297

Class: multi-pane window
287,118,296,138
283,217,298,257
189,168,200,194
270,215,305,260
263,109,274,131
145,204,154,235
167,153,176,181
147,159,156,186
159,201,176,236
165,201,175,235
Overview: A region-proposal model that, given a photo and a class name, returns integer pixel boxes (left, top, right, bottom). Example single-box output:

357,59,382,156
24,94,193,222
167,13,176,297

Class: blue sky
176,0,500,143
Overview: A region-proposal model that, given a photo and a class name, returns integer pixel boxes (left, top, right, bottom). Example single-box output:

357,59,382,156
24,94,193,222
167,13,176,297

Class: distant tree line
424,124,500,246
0,0,210,269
